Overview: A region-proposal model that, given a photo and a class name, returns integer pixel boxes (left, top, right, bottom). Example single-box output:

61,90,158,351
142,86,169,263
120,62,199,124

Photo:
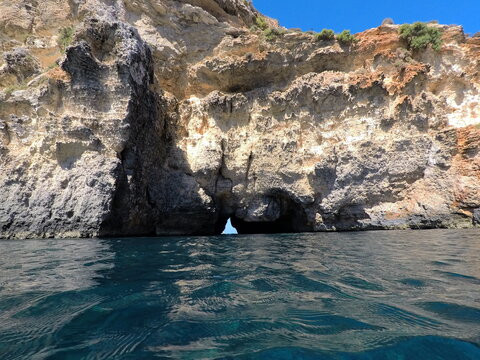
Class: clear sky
223,218,237,235
251,0,479,35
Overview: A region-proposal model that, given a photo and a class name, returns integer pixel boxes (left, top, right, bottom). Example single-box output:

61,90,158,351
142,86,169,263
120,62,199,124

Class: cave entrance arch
230,192,312,234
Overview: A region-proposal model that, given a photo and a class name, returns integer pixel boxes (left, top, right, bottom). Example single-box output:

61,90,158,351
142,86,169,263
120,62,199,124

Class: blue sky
223,218,237,235
251,0,479,35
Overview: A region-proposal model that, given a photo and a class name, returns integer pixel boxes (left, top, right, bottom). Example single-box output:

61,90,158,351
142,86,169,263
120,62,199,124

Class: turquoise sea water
0,230,479,359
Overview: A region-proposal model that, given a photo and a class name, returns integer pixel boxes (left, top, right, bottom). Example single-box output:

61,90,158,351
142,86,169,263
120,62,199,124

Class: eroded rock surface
1,0,479,238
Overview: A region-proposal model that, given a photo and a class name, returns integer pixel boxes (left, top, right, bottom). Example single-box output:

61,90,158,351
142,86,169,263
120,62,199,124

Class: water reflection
0,239,114,293
0,229,479,359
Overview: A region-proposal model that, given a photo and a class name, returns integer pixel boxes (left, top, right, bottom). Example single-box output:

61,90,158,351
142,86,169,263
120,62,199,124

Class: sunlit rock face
0,0,479,238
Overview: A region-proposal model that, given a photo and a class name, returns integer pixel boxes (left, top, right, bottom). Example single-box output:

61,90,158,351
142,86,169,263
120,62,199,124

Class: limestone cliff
1,0,479,238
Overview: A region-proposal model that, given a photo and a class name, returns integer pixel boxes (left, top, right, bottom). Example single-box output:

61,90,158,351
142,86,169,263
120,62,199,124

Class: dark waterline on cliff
0,230,479,359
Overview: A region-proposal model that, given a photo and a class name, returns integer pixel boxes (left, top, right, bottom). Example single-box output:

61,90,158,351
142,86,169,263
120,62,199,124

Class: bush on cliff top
336,30,358,44
252,16,285,42
399,22,443,51
316,29,335,41
255,16,269,31
264,27,286,42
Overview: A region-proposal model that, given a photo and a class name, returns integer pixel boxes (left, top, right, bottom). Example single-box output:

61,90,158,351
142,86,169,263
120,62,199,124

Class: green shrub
336,30,358,44
58,27,74,52
399,22,442,51
264,28,285,42
255,16,269,31
316,29,335,41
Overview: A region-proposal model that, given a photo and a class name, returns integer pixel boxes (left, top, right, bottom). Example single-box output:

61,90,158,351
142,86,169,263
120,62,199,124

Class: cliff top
1,0,479,100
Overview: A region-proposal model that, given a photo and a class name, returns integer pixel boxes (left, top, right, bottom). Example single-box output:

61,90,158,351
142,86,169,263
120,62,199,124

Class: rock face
0,0,479,238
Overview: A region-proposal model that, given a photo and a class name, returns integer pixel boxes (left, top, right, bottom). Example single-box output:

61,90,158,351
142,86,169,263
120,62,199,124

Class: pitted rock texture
0,0,479,238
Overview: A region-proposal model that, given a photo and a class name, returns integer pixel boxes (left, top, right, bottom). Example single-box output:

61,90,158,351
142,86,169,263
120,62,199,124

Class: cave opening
230,193,312,235
231,214,302,234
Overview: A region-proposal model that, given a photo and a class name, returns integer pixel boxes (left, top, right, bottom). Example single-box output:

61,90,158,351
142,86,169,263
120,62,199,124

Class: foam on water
0,230,479,359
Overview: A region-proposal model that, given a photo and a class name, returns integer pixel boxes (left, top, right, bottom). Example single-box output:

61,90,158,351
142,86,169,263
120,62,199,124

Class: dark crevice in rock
323,205,372,231
245,151,253,181
62,41,107,90
232,191,312,234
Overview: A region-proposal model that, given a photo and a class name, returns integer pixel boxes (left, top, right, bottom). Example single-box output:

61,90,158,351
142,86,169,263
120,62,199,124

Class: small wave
289,274,354,299
399,278,427,287
285,309,383,335
418,302,480,324
339,276,385,291
371,303,443,329
434,270,480,284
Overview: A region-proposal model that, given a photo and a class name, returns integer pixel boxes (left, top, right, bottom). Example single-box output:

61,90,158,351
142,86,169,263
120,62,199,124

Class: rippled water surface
1,230,479,359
